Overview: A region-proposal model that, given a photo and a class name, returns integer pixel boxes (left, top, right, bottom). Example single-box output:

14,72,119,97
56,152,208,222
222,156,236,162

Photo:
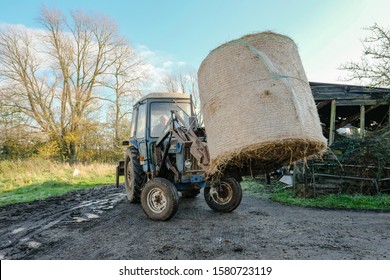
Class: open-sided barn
292,82,390,195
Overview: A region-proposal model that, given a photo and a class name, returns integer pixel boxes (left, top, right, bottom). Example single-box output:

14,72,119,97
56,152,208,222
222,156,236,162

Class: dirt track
0,184,389,260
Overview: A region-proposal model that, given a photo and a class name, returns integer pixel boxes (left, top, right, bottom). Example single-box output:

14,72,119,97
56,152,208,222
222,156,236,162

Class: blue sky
1,0,389,89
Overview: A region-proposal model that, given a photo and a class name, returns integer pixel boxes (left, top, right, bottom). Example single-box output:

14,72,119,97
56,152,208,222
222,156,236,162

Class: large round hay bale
198,32,327,176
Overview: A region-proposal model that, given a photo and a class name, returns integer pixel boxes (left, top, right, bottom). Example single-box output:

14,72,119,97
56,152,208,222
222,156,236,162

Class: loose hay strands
207,139,326,178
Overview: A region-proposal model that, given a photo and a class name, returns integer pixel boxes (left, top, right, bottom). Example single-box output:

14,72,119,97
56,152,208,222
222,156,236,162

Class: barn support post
292,163,298,188
360,105,365,138
329,99,336,145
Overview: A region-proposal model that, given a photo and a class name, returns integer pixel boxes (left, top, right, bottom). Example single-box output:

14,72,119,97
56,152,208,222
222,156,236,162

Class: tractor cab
128,92,193,171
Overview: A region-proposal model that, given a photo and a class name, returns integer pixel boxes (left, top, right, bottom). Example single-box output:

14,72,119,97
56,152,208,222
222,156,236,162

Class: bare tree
161,74,179,92
103,43,146,148
340,23,390,87
0,7,144,162
38,8,123,162
186,72,203,126
160,71,203,126
0,25,58,149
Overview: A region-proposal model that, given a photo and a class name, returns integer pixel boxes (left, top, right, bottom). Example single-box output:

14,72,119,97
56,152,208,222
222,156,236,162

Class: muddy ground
0,184,389,260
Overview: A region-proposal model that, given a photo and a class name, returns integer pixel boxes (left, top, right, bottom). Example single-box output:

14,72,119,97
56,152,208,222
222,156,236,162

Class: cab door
133,102,148,169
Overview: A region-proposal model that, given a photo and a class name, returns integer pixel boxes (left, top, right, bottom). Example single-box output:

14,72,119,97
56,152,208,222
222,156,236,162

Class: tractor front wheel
204,177,242,213
141,178,179,221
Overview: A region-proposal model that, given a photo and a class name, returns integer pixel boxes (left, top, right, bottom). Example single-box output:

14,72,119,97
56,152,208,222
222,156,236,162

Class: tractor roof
136,92,190,104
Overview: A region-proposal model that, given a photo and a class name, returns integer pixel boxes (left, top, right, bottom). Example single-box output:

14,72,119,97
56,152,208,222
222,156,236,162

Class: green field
0,159,116,206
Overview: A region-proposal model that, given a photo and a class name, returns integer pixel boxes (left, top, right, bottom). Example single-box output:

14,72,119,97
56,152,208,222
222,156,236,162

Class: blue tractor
116,92,242,220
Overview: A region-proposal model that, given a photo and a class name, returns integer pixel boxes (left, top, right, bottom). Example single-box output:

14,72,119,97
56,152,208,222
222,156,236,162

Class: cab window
135,103,146,138
129,107,137,137
150,102,190,138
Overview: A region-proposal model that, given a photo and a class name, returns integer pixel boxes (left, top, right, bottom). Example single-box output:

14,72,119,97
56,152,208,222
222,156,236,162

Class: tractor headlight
185,159,192,169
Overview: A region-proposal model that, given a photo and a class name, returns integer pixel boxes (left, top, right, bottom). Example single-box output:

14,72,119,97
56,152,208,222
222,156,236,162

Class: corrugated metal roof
310,82,390,96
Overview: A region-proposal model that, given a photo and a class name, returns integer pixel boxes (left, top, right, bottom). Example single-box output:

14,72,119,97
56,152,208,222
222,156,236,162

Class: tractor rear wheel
204,177,242,213
125,147,145,203
141,178,179,221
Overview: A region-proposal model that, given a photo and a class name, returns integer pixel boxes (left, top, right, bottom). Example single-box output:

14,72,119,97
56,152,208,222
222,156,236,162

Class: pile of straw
198,32,327,176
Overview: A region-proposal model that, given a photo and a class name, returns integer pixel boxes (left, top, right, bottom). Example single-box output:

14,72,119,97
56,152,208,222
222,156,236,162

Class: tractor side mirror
122,140,130,146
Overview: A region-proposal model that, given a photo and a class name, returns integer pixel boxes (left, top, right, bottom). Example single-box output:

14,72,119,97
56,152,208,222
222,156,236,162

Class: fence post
360,105,365,138
329,99,336,145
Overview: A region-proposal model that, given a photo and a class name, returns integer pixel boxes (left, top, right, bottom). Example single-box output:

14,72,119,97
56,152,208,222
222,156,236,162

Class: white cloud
136,44,195,93
162,60,173,69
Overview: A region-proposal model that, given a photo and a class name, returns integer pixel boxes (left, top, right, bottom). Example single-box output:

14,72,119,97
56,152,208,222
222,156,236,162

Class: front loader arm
175,112,210,170
157,110,211,174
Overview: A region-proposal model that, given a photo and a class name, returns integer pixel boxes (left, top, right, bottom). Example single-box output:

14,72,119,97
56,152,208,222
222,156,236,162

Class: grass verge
271,190,390,211
0,159,116,206
241,177,390,211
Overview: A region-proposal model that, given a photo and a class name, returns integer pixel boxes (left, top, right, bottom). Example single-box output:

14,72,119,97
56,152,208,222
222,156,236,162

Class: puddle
73,217,88,223
27,241,41,249
85,213,99,219
11,227,26,234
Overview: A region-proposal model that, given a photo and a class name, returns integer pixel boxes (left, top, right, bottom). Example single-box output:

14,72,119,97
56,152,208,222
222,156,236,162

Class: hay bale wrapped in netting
198,31,327,176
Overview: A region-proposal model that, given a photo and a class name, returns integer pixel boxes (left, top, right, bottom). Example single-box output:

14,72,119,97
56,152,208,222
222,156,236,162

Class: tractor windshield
150,102,191,137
